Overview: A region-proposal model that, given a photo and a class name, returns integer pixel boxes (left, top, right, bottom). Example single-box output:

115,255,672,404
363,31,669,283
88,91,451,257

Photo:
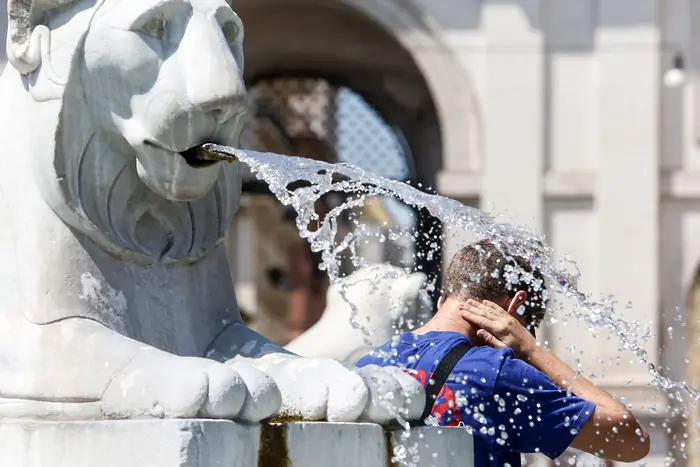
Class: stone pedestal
0,420,474,467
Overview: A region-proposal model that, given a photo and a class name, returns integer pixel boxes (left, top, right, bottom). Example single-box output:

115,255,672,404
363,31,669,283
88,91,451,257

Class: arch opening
227,0,446,344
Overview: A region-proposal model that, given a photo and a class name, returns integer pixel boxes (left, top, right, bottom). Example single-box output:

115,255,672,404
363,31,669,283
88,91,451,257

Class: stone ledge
0,420,474,467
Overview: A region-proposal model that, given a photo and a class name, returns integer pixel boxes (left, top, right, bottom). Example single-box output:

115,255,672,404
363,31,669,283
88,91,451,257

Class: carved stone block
0,421,474,467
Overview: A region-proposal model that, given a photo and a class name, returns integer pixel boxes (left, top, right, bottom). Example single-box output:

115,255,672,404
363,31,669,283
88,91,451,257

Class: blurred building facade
226,2,699,464
1,1,698,465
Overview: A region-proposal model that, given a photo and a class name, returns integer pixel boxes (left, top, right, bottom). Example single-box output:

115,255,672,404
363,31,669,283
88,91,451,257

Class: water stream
209,144,697,463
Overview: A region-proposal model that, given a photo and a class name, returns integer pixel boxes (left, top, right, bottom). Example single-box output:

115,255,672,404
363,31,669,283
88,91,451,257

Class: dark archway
236,0,442,179
234,0,445,305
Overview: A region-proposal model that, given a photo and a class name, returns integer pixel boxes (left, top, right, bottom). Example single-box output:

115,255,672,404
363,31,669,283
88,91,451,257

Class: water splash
213,144,698,402
212,145,698,462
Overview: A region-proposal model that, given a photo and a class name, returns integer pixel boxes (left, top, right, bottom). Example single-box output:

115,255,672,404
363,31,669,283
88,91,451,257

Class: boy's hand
460,299,537,360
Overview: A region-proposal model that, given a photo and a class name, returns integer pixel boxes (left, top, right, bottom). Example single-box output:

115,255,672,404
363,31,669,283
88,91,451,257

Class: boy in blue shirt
357,240,649,466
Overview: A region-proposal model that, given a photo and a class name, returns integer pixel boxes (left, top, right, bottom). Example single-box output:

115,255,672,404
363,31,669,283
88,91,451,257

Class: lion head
5,0,249,263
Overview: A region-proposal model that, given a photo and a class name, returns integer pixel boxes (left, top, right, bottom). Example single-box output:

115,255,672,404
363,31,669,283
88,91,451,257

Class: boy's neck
414,297,478,340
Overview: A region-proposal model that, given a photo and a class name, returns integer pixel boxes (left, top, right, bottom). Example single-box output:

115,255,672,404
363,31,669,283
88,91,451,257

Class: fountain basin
0,420,474,467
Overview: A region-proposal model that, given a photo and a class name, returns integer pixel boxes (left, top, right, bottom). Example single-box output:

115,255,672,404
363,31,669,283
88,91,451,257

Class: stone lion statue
0,0,424,423
286,265,429,364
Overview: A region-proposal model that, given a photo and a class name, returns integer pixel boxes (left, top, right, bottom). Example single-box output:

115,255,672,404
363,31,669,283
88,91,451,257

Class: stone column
595,5,669,464
479,1,545,234
596,0,661,386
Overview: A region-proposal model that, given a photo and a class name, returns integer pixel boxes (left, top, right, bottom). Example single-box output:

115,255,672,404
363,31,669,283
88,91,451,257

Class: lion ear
6,0,78,74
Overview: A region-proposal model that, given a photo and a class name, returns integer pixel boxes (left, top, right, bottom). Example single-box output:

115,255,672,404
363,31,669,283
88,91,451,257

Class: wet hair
442,239,548,332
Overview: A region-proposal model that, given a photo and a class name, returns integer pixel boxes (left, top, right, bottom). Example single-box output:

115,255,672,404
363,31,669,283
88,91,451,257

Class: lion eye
139,14,168,40
221,20,243,44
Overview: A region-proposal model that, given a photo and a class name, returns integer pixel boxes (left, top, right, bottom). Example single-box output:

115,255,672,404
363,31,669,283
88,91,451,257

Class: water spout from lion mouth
181,144,238,167
197,143,245,162
143,140,238,168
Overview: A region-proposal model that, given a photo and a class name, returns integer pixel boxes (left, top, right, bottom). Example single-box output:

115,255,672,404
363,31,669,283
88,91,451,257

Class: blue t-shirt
357,331,595,466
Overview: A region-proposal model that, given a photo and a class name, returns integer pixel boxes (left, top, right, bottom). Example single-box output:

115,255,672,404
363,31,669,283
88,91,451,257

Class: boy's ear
437,296,445,309
506,290,528,317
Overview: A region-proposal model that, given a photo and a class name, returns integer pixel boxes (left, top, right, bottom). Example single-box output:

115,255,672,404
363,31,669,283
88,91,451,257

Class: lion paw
236,354,425,423
102,352,280,421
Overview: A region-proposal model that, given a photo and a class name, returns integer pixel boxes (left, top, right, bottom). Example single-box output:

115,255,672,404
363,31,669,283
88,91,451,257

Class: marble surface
0,420,474,467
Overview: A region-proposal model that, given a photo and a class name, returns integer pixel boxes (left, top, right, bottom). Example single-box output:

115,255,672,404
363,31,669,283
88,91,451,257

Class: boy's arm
461,299,650,463
524,344,649,462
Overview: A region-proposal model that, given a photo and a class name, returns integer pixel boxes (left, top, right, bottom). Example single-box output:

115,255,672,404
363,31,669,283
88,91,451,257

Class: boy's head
440,239,548,336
